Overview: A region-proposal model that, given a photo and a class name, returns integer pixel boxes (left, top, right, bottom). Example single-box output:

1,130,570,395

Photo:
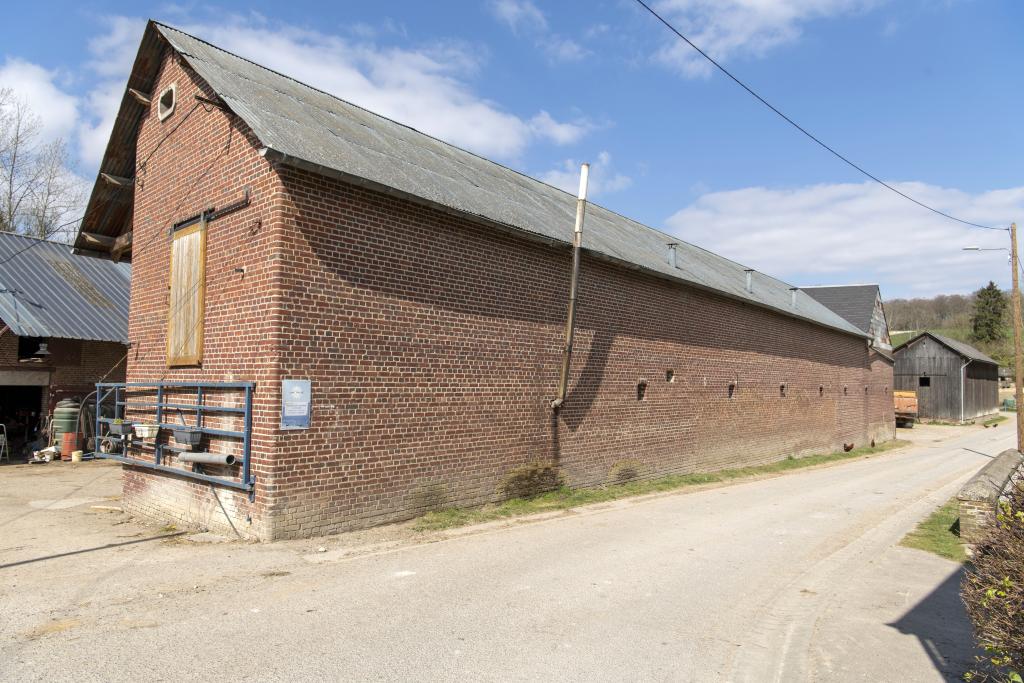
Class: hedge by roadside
962,479,1024,682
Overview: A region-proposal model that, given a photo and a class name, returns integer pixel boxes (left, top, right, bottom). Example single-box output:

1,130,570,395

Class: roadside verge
416,439,910,532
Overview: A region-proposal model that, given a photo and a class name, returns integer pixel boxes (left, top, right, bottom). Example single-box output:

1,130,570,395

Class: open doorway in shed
0,385,45,461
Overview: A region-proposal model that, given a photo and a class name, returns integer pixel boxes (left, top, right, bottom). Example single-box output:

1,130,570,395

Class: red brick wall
0,331,16,366
0,333,126,414
264,165,895,538
49,339,126,387
120,46,894,540
120,46,285,539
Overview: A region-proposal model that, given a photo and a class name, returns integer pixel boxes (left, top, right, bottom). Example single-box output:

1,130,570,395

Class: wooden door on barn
916,373,937,418
167,219,207,366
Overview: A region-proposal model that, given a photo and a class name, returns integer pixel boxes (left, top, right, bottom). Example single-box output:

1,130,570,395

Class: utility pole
1011,222,1024,452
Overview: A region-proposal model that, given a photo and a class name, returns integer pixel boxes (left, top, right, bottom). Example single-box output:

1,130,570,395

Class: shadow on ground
0,532,186,570
889,568,977,681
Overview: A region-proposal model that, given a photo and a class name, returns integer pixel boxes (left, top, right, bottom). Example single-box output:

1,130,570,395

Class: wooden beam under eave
78,232,117,250
111,230,133,263
100,172,133,188
128,88,151,107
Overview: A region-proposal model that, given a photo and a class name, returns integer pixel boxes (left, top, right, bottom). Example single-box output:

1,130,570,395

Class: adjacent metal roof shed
0,233,130,344
76,21,868,341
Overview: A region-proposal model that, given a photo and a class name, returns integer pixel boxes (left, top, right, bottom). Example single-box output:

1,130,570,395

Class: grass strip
983,415,1008,427
414,439,909,532
900,497,966,563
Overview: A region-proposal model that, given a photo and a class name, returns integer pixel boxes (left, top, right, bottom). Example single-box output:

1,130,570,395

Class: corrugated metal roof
0,233,130,343
894,332,998,365
89,22,866,339
800,285,880,335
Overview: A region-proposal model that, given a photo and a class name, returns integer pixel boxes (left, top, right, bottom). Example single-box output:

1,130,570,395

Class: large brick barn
75,21,894,540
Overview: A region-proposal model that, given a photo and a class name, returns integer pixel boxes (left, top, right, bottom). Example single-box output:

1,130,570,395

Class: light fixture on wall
18,339,50,363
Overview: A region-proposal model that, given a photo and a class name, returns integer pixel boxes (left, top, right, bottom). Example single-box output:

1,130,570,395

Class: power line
632,0,1007,233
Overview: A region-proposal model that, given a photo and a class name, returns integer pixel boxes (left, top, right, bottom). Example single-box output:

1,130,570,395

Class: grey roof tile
147,23,866,338
800,285,880,334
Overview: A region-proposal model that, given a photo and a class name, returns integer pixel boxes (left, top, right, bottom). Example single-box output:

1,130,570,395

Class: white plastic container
134,424,159,439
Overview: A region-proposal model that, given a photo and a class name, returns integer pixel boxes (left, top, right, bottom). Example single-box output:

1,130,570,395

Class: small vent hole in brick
819,385,824,397
779,383,787,397
666,369,674,383
844,386,848,395
637,380,648,401
728,382,736,399
865,386,869,394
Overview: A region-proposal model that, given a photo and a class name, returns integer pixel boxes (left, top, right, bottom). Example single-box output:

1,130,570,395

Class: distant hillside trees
887,286,1017,368
971,281,1008,344
886,294,972,332
0,88,85,242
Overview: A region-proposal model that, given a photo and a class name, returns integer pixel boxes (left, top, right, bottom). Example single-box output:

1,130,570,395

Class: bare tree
24,138,86,241
0,87,85,242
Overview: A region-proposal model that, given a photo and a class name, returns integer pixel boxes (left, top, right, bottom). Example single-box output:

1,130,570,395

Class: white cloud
544,37,589,63
76,17,147,168
665,181,1024,296
540,151,633,197
490,0,548,33
488,0,589,63
87,16,147,78
176,18,591,159
78,79,127,170
0,59,79,144
529,110,593,145
68,14,595,170
652,0,883,77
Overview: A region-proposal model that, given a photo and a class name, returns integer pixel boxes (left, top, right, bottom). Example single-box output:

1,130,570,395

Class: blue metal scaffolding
93,381,255,499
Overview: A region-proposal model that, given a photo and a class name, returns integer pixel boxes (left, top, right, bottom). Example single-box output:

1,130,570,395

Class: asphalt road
1,422,1011,682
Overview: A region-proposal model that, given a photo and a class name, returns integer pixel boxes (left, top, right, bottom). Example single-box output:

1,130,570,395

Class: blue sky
2,0,1022,298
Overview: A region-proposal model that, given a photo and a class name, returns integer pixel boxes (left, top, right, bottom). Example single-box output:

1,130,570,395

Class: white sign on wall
280,379,311,430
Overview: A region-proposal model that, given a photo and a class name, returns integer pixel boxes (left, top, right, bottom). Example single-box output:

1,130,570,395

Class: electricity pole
1011,222,1024,452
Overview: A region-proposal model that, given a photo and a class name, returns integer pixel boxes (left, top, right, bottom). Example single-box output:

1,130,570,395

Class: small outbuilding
892,332,999,422
0,233,129,457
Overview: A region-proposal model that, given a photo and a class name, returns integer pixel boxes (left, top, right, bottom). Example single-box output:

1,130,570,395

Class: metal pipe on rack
95,381,256,494
177,452,236,466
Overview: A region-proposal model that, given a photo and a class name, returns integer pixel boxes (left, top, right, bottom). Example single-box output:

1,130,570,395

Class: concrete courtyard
1,420,1009,681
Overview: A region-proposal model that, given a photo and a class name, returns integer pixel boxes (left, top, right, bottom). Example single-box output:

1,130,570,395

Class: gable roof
893,332,997,365
0,234,130,344
75,21,866,340
800,284,881,335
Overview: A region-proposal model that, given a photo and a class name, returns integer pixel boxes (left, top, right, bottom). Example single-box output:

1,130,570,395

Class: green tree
971,281,1008,344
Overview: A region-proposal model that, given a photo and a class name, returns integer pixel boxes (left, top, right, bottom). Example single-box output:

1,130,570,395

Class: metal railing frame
93,381,255,500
